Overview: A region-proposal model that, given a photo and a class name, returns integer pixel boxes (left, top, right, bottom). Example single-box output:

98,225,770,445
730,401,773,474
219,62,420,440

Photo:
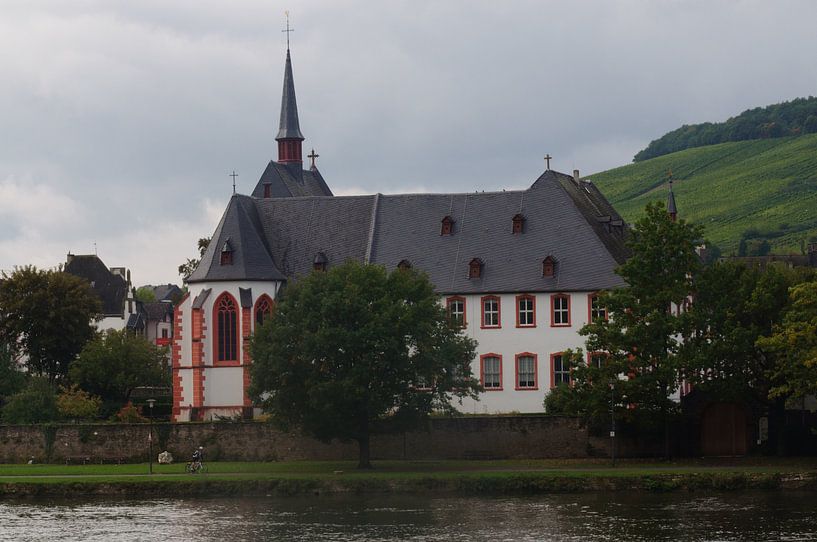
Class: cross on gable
544,154,552,170
230,171,238,194
308,149,319,168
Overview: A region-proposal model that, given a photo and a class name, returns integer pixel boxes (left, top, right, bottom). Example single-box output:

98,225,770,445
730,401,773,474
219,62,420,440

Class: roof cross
282,11,294,49
544,154,552,170
307,148,319,168
230,171,238,194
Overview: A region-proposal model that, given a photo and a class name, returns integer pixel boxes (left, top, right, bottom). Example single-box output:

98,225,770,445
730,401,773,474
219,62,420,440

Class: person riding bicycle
188,446,204,473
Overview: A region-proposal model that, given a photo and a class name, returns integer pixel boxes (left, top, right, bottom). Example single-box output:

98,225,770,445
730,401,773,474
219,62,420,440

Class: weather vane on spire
283,11,294,49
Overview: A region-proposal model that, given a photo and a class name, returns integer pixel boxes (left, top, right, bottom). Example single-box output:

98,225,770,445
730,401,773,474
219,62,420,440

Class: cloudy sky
2,1,816,285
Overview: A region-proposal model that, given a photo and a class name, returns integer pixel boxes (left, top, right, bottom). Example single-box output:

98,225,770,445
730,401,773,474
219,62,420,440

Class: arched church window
255,295,273,326
215,293,238,362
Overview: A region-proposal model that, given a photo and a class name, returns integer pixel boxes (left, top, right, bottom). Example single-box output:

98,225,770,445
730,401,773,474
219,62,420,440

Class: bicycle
185,460,207,474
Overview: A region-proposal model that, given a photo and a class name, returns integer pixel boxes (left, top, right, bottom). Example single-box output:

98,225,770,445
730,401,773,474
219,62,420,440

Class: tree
56,385,102,420
0,266,101,382
2,378,59,424
134,286,157,303
178,237,211,280
250,261,479,468
69,330,169,415
556,202,703,456
0,343,26,407
758,281,817,400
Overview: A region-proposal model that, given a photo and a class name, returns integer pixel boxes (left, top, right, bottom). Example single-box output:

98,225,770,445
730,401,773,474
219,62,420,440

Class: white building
171,46,628,421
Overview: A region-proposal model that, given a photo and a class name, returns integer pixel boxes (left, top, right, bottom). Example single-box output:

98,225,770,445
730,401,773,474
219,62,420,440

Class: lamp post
610,381,616,467
147,398,156,475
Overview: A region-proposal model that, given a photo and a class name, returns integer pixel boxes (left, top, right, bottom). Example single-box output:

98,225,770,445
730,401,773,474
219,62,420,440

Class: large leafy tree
0,266,101,382
69,330,169,415
250,261,479,469
758,280,817,400
1,378,59,424
551,202,703,456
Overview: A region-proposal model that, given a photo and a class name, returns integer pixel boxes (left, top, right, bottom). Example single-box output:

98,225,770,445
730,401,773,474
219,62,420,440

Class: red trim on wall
514,352,539,390
515,294,536,328
479,353,503,391
243,366,253,407
550,294,571,327
480,295,501,329
170,295,188,421
445,295,467,328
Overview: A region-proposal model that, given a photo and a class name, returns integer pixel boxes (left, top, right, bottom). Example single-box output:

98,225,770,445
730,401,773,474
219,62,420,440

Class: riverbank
2,459,817,497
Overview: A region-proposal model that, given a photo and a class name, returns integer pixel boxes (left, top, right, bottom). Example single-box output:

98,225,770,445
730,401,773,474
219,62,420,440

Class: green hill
633,97,817,162
590,134,817,256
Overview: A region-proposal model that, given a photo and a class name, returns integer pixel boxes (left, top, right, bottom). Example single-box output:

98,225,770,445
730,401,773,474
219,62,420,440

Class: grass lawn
1,458,816,484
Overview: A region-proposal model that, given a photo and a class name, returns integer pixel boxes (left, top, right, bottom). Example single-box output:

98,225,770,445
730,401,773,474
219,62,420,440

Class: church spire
276,26,304,163
667,172,678,222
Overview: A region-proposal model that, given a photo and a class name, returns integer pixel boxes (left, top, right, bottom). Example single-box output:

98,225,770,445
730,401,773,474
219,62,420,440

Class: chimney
573,169,581,185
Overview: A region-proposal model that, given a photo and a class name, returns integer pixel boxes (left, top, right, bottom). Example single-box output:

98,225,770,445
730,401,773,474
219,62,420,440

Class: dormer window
512,214,525,234
441,216,454,236
313,252,328,272
220,239,234,266
397,259,412,271
469,258,483,279
542,256,556,278
263,183,271,198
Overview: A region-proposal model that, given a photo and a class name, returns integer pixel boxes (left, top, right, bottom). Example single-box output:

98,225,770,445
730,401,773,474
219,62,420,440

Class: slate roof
250,161,333,198
189,169,629,293
144,301,173,321
149,284,183,302
64,254,128,316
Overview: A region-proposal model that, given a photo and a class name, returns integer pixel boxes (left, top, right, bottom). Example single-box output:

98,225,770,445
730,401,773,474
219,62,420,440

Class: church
171,46,629,422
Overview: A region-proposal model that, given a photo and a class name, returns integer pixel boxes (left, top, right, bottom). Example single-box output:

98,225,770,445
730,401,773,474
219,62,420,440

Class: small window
161,328,168,339
441,216,454,236
313,252,328,272
542,256,556,277
481,296,501,328
512,213,525,234
263,183,271,198
220,239,234,266
588,352,607,369
551,353,571,387
589,294,607,322
446,296,466,327
397,259,412,271
516,354,537,389
516,295,536,327
481,354,502,390
469,258,483,279
551,294,570,326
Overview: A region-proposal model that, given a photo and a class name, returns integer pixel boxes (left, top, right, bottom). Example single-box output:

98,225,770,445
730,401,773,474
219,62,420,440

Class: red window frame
213,292,239,366
550,352,571,388
587,293,608,323
254,294,274,328
480,295,501,329
480,353,503,391
515,352,538,390
446,296,467,328
550,294,571,327
587,351,608,369
515,294,536,328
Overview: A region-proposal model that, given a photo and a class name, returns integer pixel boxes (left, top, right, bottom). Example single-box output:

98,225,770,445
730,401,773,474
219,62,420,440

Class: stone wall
0,416,660,464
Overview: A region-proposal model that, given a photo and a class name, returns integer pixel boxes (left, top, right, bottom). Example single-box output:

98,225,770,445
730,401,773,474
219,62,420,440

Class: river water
1,492,815,541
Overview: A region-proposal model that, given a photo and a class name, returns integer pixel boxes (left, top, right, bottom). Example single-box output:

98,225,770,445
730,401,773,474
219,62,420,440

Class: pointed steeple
667,178,678,222
276,48,305,164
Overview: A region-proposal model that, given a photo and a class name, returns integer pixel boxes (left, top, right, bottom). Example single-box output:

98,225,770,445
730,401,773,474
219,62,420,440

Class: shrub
2,379,59,424
112,402,149,423
56,385,102,420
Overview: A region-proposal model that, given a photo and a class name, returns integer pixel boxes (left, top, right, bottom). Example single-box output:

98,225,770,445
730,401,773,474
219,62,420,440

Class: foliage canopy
0,266,101,381
250,261,479,468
